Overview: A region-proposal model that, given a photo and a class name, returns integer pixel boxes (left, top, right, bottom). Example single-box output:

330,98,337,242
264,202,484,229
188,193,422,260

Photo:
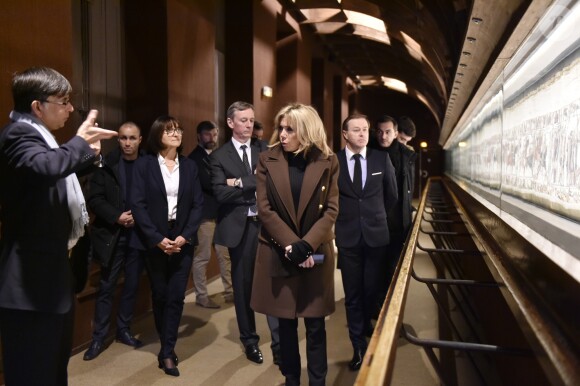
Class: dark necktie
241,145,257,212
353,153,363,196
241,145,252,175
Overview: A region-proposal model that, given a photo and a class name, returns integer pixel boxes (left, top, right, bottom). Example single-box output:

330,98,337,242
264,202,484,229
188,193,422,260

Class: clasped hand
284,245,315,268
157,236,187,255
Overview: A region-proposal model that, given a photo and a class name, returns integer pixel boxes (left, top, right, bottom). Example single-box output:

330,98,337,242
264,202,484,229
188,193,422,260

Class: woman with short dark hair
130,115,203,377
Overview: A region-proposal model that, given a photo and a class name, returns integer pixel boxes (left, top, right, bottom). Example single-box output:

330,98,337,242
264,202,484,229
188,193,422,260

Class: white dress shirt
158,154,180,221
230,138,257,216
345,146,368,189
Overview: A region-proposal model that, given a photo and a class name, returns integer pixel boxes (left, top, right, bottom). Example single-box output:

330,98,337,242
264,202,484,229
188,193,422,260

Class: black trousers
279,317,327,386
377,231,407,308
339,239,387,351
92,234,145,341
0,305,74,386
229,218,279,350
144,234,193,359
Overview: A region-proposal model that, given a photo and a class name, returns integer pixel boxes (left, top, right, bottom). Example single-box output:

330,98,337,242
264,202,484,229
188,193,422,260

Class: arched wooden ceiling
278,0,543,143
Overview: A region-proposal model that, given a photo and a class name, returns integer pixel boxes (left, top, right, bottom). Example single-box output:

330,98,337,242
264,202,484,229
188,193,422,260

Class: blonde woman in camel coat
251,103,339,386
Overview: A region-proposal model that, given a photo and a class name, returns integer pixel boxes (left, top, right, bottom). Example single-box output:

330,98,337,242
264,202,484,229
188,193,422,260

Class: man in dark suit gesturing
209,101,279,365
335,114,397,371
0,67,117,385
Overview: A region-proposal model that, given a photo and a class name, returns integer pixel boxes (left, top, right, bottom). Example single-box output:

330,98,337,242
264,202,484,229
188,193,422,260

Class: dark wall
224,0,254,108
124,0,168,135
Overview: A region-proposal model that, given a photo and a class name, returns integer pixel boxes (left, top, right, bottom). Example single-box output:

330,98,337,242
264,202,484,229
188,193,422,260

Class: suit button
321,186,326,191
318,204,323,209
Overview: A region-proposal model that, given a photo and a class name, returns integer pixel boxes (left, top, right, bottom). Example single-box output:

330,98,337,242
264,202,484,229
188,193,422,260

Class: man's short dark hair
226,101,254,120
398,116,416,137
196,120,217,134
342,113,370,132
375,115,398,130
12,67,72,113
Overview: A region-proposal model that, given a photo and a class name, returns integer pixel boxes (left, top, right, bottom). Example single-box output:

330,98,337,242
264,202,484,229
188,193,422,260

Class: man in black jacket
372,115,417,308
83,122,145,360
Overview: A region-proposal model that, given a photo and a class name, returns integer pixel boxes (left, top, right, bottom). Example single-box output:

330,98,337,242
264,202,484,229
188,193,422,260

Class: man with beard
188,121,233,307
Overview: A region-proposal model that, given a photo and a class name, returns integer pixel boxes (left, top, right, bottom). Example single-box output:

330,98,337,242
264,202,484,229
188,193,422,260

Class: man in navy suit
209,101,279,365
335,114,397,371
0,67,117,385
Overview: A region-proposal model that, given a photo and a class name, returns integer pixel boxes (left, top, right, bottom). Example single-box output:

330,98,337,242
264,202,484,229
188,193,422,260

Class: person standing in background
251,103,339,386
372,115,417,312
335,114,397,371
188,120,233,308
83,122,145,361
130,116,204,377
0,67,117,385
209,101,280,365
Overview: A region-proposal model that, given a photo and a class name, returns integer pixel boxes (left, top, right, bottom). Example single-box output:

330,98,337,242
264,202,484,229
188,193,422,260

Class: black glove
287,240,313,265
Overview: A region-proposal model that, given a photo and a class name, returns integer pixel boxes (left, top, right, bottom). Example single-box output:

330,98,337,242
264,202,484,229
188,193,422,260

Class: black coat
384,141,417,235
87,148,141,267
130,154,204,251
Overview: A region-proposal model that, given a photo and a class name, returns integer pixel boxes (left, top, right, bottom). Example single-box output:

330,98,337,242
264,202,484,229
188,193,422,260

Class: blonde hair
270,103,333,158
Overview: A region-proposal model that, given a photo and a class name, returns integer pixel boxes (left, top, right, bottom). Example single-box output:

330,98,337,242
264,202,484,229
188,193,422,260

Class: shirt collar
345,146,367,161
157,153,180,165
231,137,251,150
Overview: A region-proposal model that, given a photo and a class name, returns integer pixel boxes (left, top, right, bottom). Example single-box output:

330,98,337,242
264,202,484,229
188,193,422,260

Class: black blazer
0,120,96,314
383,141,417,234
130,154,204,251
188,146,218,220
209,140,267,248
335,147,398,248
88,148,143,267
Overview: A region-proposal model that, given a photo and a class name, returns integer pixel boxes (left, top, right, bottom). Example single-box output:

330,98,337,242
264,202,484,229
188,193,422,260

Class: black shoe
116,330,143,348
83,340,104,361
272,349,281,366
348,349,365,371
158,357,180,377
245,344,263,364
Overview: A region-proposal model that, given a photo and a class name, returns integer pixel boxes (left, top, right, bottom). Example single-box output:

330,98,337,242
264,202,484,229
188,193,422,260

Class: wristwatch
234,178,241,188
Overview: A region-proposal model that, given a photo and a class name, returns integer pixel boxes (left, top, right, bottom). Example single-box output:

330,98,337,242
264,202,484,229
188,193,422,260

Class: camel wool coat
251,145,339,319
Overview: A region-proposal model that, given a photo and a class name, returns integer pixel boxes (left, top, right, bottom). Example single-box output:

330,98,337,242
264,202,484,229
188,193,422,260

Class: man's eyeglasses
41,99,71,106
164,128,183,136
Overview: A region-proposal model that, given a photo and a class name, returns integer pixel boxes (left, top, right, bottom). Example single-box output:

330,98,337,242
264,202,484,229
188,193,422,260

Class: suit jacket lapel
296,150,328,221
177,155,186,202
250,144,260,175
338,150,359,196
150,156,168,200
266,148,298,230
226,141,249,176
